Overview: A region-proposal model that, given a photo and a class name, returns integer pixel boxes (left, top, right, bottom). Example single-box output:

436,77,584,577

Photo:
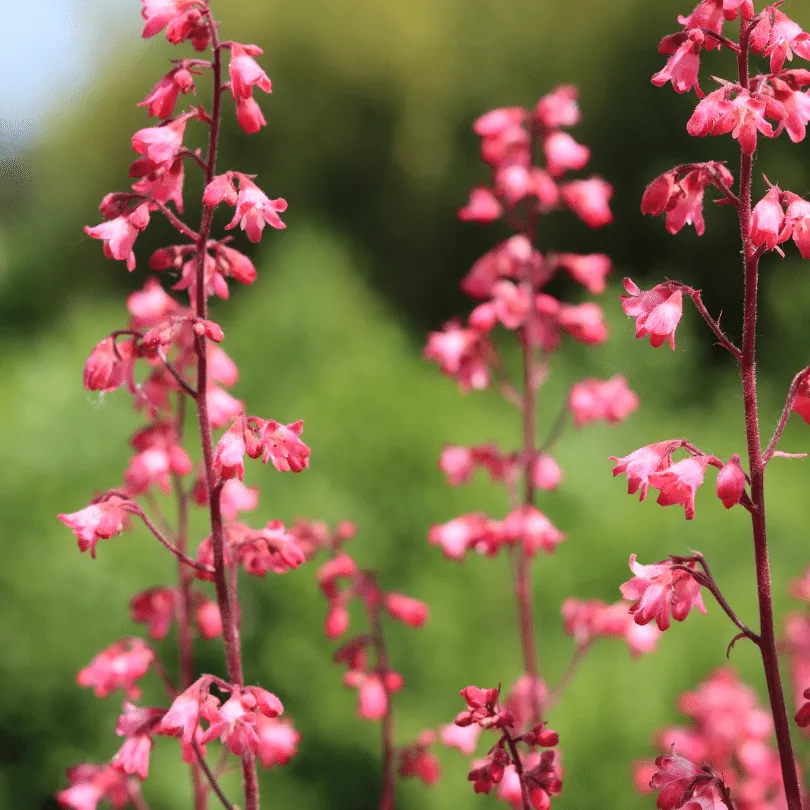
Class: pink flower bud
384,593,429,627
196,600,223,639
358,675,388,719
716,453,746,509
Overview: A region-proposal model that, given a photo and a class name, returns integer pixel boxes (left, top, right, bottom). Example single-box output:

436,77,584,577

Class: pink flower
716,453,746,509
56,764,131,810
140,0,200,41
195,599,222,639
610,439,682,502
620,555,707,631
229,43,272,99
783,193,810,258
424,320,491,392
218,478,259,520
491,280,532,329
203,173,238,208
225,176,287,241
648,455,711,520
557,302,609,345
428,513,494,560
77,638,154,699
796,688,810,727
750,187,786,251
85,204,150,271
83,337,136,393
255,715,300,768
461,235,542,299
138,67,194,118
555,253,611,294
112,703,165,781
502,506,564,556
621,279,683,349
458,186,502,223
532,453,562,491
534,85,581,129
398,732,441,786
130,587,177,640
677,0,726,34
542,131,590,177
384,593,429,627
761,9,810,74
234,94,267,134
439,445,476,486
131,117,188,165
126,277,180,328
157,676,219,763
206,386,243,429
440,721,481,754
560,177,614,227
357,673,388,720
256,418,310,472
569,375,639,428
58,495,132,557
650,753,710,810
213,418,248,480
653,30,705,97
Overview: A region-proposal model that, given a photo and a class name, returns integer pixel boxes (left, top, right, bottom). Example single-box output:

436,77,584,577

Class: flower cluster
635,669,792,810
58,3,304,809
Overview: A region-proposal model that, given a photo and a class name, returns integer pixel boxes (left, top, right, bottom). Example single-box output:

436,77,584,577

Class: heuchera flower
653,29,706,97
555,253,611,294
225,175,287,241
130,587,177,640
559,177,614,227
112,703,165,780
83,337,136,393
782,192,810,259
138,67,195,118
58,495,132,557
76,638,155,699
501,506,565,556
424,320,492,392
157,676,220,763
256,418,310,472
568,375,639,428
650,753,717,810
561,598,661,656
131,117,189,166
620,554,707,631
760,8,810,74
56,763,132,810
716,453,746,509
140,0,201,42
255,715,300,768
398,731,442,786
648,455,711,520
534,85,581,129
542,131,590,177
458,186,502,223
85,204,150,271
383,592,429,627
610,440,682,502
621,279,683,349
750,186,786,251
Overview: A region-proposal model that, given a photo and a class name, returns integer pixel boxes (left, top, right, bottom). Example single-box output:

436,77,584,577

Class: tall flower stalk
616,3,810,809
57,3,307,809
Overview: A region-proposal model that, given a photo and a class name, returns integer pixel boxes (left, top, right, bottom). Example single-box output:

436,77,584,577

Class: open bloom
648,455,711,520
750,186,786,251
85,204,150,271
610,440,682,502
653,29,706,97
560,177,613,227
621,279,683,349
58,495,132,557
77,638,155,699
569,375,638,427
620,555,707,631
225,175,287,241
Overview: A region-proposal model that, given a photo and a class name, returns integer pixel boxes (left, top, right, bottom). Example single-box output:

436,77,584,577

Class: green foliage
0,227,808,809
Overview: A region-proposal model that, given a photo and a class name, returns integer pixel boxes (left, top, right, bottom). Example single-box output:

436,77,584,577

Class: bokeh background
2,0,810,808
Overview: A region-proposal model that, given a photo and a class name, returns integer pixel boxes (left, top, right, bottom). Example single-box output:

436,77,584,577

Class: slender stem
501,729,532,810
514,202,541,724
736,22,802,810
158,350,198,399
684,288,741,359
545,643,590,711
192,7,258,810
132,506,213,574
193,741,237,810
363,576,396,810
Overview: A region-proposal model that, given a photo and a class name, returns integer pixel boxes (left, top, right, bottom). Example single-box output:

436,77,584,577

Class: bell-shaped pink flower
83,337,136,393
650,753,709,810
132,117,188,165
620,555,707,631
532,453,563,491
399,734,442,785
621,278,683,349
761,9,810,74
229,43,272,99
357,673,388,720
558,302,609,345
140,0,200,40
750,186,786,251
384,593,429,627
225,176,287,241
158,676,219,763
440,721,481,754
235,94,267,134
255,715,301,768
56,764,131,810
555,253,611,294
677,1,726,37
195,599,223,639
213,418,248,480
85,204,150,272
569,375,639,428
138,67,194,118
560,177,614,227
783,193,810,258
534,85,581,129
610,439,682,502
424,320,492,392
58,495,132,557
255,418,310,472
716,453,746,509
648,455,711,520
502,506,564,556
458,186,502,223
77,638,154,699
542,131,590,177
653,30,705,97
428,513,494,560
130,587,177,640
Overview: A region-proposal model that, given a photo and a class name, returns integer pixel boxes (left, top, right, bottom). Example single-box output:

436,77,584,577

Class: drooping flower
653,29,706,97
85,204,150,272
255,715,301,768
256,418,310,472
555,253,611,294
138,67,195,119
424,320,492,392
620,554,707,631
77,638,155,699
83,337,137,393
648,455,711,520
534,85,581,129
56,763,132,810
130,587,177,640
458,186,502,223
568,375,639,428
501,506,565,556
542,131,590,177
609,440,683,502
384,593,429,627
560,177,614,227
750,186,786,251
131,117,189,166
58,495,132,557
399,732,442,786
621,279,683,349
716,453,746,509
782,192,810,258
225,175,287,241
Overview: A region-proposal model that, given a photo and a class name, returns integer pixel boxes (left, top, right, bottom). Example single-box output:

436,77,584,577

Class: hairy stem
193,7,259,810
736,22,802,810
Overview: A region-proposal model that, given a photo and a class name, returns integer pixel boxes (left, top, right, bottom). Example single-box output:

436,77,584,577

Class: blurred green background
2,0,810,808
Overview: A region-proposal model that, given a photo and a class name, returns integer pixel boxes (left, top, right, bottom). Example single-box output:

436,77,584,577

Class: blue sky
1,0,132,148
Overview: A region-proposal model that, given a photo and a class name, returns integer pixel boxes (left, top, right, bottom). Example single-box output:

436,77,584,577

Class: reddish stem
361,575,396,810
736,22,802,810
501,728,532,810
192,7,259,810
764,366,810,462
